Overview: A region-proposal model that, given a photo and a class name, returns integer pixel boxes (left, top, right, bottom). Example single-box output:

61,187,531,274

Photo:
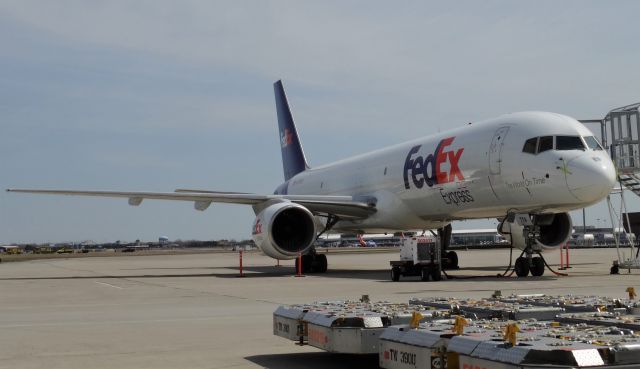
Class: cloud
1,1,640,242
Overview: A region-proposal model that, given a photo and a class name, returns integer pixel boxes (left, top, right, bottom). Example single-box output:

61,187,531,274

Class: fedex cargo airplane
8,81,616,277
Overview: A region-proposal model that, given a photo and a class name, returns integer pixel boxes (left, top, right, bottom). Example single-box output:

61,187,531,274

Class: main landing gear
439,225,459,270
293,215,338,274
295,249,328,274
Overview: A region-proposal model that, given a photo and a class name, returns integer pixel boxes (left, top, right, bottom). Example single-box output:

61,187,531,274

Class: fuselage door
489,126,510,175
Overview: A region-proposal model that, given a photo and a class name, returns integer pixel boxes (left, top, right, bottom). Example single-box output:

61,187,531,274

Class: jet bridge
580,102,640,272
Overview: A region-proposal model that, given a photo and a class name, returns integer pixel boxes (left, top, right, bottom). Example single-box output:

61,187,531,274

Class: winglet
274,80,310,181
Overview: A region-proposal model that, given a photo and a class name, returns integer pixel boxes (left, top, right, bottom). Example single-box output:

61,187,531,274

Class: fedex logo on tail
403,136,464,189
281,128,294,148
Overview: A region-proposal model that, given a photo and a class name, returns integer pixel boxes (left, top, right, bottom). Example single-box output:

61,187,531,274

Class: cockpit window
584,136,603,150
556,136,585,150
538,136,553,153
522,137,538,154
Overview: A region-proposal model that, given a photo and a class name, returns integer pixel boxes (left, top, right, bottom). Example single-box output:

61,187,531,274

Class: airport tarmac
0,247,637,369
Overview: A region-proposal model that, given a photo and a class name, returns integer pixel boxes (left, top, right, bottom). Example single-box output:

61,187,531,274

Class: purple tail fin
274,80,310,181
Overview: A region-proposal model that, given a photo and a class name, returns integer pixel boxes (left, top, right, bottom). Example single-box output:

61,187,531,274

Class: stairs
595,102,640,270
618,174,640,197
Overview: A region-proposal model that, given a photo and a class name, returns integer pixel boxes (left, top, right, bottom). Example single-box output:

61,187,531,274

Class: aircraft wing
6,188,376,219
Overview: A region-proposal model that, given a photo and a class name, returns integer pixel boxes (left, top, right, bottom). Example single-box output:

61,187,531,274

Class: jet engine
499,212,572,251
251,202,317,259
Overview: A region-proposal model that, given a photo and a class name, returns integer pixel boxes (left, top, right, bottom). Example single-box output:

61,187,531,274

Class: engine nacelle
498,212,572,251
251,202,317,260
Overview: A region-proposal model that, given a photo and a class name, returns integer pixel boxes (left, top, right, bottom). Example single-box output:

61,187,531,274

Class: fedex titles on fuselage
403,136,464,190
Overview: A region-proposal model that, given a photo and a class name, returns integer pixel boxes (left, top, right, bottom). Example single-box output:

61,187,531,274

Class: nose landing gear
514,254,545,277
519,224,539,277
512,222,547,277
502,214,567,278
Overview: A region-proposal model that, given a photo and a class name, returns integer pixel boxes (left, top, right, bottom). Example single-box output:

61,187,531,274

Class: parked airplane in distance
8,80,616,277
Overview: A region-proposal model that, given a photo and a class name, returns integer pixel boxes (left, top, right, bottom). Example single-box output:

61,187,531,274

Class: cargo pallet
274,294,640,368
273,299,450,354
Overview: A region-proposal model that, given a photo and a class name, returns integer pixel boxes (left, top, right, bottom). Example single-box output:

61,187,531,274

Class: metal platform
409,296,564,320
556,311,640,331
495,294,639,314
580,102,640,271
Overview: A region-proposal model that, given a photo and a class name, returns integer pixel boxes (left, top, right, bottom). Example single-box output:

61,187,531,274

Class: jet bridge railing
583,102,640,174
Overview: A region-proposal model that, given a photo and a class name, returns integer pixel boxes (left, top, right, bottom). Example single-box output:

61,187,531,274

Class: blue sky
1,1,640,243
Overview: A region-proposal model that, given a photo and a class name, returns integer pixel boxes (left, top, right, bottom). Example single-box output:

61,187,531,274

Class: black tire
391,267,401,282
421,267,430,281
316,254,328,273
514,257,530,277
295,255,313,274
530,257,545,277
302,255,313,273
445,251,459,269
430,265,442,281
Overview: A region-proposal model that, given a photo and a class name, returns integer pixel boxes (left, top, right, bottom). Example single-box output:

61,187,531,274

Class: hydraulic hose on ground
536,251,568,277
440,214,568,279
440,247,523,280
498,246,523,278
497,216,519,278
440,268,488,280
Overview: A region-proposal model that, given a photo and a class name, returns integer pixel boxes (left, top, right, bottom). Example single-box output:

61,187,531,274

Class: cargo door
489,127,510,175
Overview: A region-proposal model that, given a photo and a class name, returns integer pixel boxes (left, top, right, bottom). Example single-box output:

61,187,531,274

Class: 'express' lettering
403,137,464,189
440,188,474,206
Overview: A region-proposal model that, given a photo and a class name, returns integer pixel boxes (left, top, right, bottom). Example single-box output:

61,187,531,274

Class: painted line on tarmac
94,281,124,289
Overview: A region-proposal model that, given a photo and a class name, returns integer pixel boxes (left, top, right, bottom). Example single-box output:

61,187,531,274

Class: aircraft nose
565,154,616,203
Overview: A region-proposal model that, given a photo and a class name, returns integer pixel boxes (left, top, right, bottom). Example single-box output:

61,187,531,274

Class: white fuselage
280,112,616,232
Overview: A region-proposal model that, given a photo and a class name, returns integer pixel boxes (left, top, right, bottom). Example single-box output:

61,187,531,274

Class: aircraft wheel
445,251,459,269
430,265,442,281
421,267,430,282
316,254,328,273
295,255,313,274
530,257,545,277
391,267,401,282
302,255,313,273
514,257,530,277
